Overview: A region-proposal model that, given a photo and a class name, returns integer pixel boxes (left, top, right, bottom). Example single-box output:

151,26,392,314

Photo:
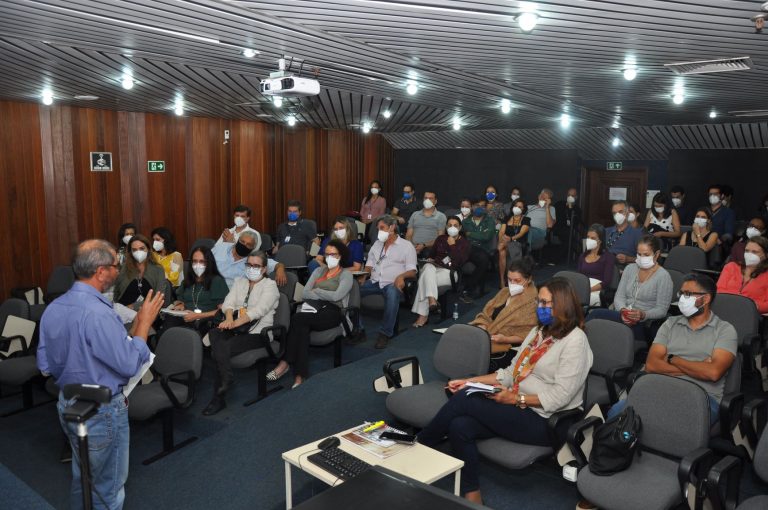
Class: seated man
406,190,447,257
212,231,286,288
604,200,643,266
273,200,318,255
216,204,261,249
729,217,765,265
391,182,419,235
707,184,736,244
609,273,737,425
358,215,417,349
525,188,556,251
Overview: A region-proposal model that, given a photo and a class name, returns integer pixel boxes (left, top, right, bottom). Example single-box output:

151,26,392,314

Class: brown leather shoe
374,333,389,349
576,499,597,509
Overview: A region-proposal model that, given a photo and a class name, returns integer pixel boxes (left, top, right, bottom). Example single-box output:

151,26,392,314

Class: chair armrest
677,447,715,501
566,415,603,468
382,356,421,390
547,407,584,450
339,305,359,337
604,365,633,404
742,397,767,450
260,325,287,359
0,334,31,357
626,371,647,393
159,369,196,408
719,392,744,440
706,456,742,510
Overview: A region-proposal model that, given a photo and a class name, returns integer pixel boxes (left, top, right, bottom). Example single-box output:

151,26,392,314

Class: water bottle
452,303,459,321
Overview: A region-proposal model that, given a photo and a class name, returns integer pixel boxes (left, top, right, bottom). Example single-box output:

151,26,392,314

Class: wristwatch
667,354,675,364
518,394,527,409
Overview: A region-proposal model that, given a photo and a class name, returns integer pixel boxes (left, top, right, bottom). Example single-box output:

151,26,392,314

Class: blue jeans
58,392,130,510
359,280,402,338
307,259,321,275
607,393,720,426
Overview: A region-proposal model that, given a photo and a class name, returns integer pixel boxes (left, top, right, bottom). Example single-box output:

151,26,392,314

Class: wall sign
90,152,113,172
607,161,623,170
609,187,627,201
147,161,166,172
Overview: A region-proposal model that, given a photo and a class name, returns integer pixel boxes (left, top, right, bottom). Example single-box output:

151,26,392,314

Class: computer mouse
317,436,340,450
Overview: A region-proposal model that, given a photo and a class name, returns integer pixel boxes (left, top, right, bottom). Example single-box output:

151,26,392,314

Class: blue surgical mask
403,192,411,200
486,192,496,201
288,211,299,222
537,306,554,326
473,207,485,217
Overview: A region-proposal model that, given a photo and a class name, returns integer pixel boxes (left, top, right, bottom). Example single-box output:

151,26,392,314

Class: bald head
73,239,116,280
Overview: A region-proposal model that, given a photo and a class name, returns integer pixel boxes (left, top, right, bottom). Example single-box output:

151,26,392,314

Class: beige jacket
470,285,538,353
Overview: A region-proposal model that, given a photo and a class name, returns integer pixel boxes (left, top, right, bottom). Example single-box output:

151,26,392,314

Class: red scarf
510,329,555,393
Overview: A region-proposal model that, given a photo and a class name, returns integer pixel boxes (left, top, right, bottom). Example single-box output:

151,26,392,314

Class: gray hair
612,200,628,210
248,250,269,267
540,188,553,198
239,231,256,243
377,215,398,228
72,239,116,279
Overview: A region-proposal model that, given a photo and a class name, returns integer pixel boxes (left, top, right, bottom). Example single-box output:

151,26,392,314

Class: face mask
613,212,626,225
508,283,525,297
288,211,300,222
326,255,340,269
245,267,262,281
654,206,665,214
473,207,485,217
585,238,598,251
672,198,682,207
486,192,496,201
709,194,721,205
538,200,546,208
192,263,206,277
377,230,390,243
423,199,435,210
333,228,347,240
627,212,636,223
512,206,522,216
403,192,412,200
746,227,761,239
678,294,704,318
636,255,655,270
235,242,251,257
234,216,247,228
122,234,133,246
567,196,576,204
537,306,554,326
694,217,708,228
370,187,380,195
132,249,148,263
460,207,471,216
447,226,460,237
152,240,164,252
744,252,762,267
511,194,520,201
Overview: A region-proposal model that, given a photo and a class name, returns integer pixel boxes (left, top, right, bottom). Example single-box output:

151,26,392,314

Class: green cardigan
114,263,166,304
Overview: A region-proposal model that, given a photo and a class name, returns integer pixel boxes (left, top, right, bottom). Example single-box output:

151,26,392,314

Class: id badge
284,236,291,243
367,214,372,219
239,307,247,316
442,256,451,266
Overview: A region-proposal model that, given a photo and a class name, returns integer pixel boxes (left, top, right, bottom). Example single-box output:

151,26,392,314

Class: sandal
266,367,288,381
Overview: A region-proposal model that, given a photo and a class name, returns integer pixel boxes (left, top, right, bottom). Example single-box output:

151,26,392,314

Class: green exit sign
607,161,622,170
147,161,166,172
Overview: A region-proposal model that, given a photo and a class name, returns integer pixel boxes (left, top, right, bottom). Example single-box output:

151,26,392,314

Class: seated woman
267,240,354,388
728,217,765,265
717,236,768,314
308,216,364,274
165,246,228,335
418,277,592,504
679,208,719,253
627,204,643,230
203,251,280,415
643,192,681,250
151,226,184,287
469,256,538,371
114,234,166,309
116,222,136,266
497,199,530,288
577,224,615,307
587,235,673,341
411,216,471,327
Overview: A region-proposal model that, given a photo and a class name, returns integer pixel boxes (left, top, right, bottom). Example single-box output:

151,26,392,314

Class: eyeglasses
535,299,553,306
677,291,707,298
245,263,264,269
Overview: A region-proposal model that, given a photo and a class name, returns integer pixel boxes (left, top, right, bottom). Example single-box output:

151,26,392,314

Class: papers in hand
160,307,190,317
432,327,448,335
123,352,155,397
464,381,501,396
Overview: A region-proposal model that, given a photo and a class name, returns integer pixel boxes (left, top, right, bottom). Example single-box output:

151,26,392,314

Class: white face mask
744,252,762,267
370,187,380,195
709,194,721,205
538,200,546,208
334,228,347,240
423,198,434,210
245,267,262,281
678,294,703,318
377,230,390,243
447,226,460,237
192,263,206,277
152,240,164,252
234,216,247,228
585,238,598,251
508,282,525,297
627,212,636,223
460,207,471,216
746,227,761,239
694,217,708,228
122,234,133,246
512,206,523,216
326,255,340,269
132,249,148,263
672,198,682,207
511,194,520,201
636,255,655,269
613,212,626,225
654,206,665,214
567,196,576,204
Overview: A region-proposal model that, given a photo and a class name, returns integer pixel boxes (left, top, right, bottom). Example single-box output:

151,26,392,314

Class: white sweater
222,277,280,333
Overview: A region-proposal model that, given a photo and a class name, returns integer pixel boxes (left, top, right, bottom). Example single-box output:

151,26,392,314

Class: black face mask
235,242,251,257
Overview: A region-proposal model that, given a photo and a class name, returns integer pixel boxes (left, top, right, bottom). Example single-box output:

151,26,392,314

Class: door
583,167,648,227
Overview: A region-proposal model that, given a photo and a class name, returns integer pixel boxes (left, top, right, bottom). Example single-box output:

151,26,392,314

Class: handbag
588,405,642,475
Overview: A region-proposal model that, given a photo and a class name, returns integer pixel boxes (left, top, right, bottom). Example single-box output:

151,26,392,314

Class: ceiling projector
259,76,320,97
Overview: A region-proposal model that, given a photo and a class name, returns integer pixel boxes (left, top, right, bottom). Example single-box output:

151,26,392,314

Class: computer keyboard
307,446,372,480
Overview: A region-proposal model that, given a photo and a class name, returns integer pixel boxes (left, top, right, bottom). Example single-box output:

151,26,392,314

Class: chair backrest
664,246,707,274
274,294,291,330
275,244,307,267
46,266,75,299
627,374,710,458
433,324,490,379
711,293,759,349
154,327,203,379
666,268,686,301
260,233,273,253
722,353,742,396
755,424,768,482
190,238,215,253
554,271,590,306
0,298,30,325
347,279,361,309
161,280,173,307
584,319,634,376
270,270,298,302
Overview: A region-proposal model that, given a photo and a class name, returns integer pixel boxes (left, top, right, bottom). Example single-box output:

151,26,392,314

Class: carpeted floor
1,264,766,509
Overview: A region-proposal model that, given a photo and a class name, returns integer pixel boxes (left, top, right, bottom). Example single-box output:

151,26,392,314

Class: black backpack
588,405,642,476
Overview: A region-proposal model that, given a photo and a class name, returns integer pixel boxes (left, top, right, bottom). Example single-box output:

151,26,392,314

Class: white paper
160,307,190,317
123,352,155,397
432,327,448,334
608,187,627,200
309,243,320,257
1,315,36,356
645,190,660,209
300,302,318,313
588,277,601,288
114,303,138,324
464,381,499,395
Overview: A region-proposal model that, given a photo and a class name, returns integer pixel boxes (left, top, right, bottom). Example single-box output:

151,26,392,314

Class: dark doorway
583,167,648,227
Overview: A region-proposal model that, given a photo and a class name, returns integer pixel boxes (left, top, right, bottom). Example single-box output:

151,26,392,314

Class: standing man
553,187,582,263
406,190,447,256
391,183,419,236
525,188,556,252
37,240,165,510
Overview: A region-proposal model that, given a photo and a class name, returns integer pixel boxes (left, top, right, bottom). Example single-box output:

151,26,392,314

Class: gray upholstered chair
0,299,45,417
276,244,308,268
271,270,298,304
259,233,273,253
711,293,762,370
189,238,215,252
128,327,203,464
571,374,714,510
309,282,360,368
18,265,76,322
583,319,634,408
664,245,707,274
384,324,490,428
555,270,591,308
0,298,33,359
666,268,685,303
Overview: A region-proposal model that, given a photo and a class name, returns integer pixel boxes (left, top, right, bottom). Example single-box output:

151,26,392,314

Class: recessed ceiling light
174,98,184,116
517,12,539,32
612,137,621,147
287,115,296,126
672,92,685,104
382,109,392,119
273,96,283,108
242,48,258,58
612,115,621,129
452,118,461,130
406,80,418,95
560,113,571,128
709,110,717,119
41,89,53,105
74,95,99,101
623,67,637,81
121,75,134,90
501,99,512,114
362,122,372,134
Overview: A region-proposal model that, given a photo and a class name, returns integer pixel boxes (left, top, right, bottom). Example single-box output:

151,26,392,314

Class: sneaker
374,333,389,349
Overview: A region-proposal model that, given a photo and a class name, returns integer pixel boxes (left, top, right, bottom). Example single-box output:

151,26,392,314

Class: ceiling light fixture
242,48,258,58
74,95,99,101
709,110,717,119
362,122,372,134
382,109,392,118
623,67,637,81
453,117,461,130
501,99,512,114
287,115,297,127
273,96,283,108
121,75,134,90
672,92,685,105
560,113,571,128
516,12,539,32
406,80,418,95
41,89,53,105
174,98,184,116
612,115,621,129
612,137,621,148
